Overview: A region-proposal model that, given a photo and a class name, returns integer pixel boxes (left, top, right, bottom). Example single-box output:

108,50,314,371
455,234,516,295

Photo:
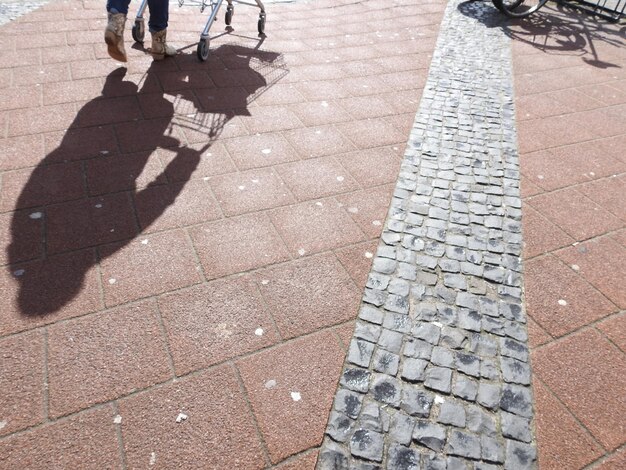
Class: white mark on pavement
372,220,382,226
13,269,25,277
95,204,103,208
176,412,188,423
261,279,269,285
348,207,359,213
571,264,580,271
29,212,43,219
149,452,157,466
298,248,306,256
261,148,272,155
336,176,344,182
113,415,122,424
238,185,246,190
365,252,373,258
0,420,7,431
291,392,302,402
265,379,277,389
255,328,264,336
433,322,443,328
434,395,445,405
321,101,329,107
558,299,567,306
109,278,116,284
315,202,323,207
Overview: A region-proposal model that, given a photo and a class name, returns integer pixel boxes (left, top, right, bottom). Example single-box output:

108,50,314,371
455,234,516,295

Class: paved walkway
0,0,624,469
509,3,625,469
0,0,446,468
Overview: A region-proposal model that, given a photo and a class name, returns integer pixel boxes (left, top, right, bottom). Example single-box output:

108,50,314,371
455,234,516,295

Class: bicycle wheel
492,0,550,18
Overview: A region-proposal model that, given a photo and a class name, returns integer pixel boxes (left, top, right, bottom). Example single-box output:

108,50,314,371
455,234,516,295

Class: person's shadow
7,44,283,317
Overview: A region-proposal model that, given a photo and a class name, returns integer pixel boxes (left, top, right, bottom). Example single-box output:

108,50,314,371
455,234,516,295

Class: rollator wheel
257,14,265,36
197,38,210,62
132,20,145,43
225,6,233,26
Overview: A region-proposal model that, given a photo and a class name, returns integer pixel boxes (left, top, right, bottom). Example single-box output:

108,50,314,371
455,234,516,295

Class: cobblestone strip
317,1,537,469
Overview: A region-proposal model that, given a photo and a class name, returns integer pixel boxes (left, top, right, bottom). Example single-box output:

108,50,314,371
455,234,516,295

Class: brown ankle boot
150,29,177,61
104,12,127,62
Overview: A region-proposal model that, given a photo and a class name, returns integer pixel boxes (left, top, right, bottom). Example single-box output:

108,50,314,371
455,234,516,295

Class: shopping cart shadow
458,0,625,68
7,43,286,317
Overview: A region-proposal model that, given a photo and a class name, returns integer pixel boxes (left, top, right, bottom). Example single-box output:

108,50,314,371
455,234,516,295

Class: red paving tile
0,209,43,265
611,228,626,247
0,134,45,171
532,329,626,451
46,192,137,254
527,187,622,241
241,105,304,134
524,255,616,337
0,406,122,469
0,331,45,436
282,124,357,160
288,100,352,127
98,229,202,307
0,249,103,334
595,449,626,470
336,117,409,149
336,147,402,188
334,320,357,351
274,451,319,470
209,167,295,216
337,184,395,239
556,237,626,309
533,378,604,470
522,204,574,259
578,174,626,221
119,365,266,469
157,142,236,182
520,145,625,192
47,300,172,417
269,198,365,257
334,239,378,287
237,330,346,463
276,156,360,201
189,212,290,280
256,253,361,339
44,125,118,162
158,276,279,375
0,161,85,212
597,313,626,352
85,151,166,195
224,132,299,170
526,316,552,348
134,179,222,232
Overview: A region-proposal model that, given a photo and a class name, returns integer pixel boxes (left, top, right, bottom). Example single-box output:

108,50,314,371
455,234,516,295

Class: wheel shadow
458,0,625,68
5,43,285,318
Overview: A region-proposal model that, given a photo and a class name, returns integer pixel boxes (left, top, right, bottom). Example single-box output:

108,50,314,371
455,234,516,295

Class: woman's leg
106,0,132,15
104,0,132,61
147,0,168,32
148,0,176,60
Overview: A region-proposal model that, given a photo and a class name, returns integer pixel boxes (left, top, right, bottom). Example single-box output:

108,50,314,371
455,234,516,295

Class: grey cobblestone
318,0,536,467
0,1,46,26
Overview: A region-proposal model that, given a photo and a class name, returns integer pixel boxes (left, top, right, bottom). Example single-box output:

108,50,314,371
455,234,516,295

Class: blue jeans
107,0,168,32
